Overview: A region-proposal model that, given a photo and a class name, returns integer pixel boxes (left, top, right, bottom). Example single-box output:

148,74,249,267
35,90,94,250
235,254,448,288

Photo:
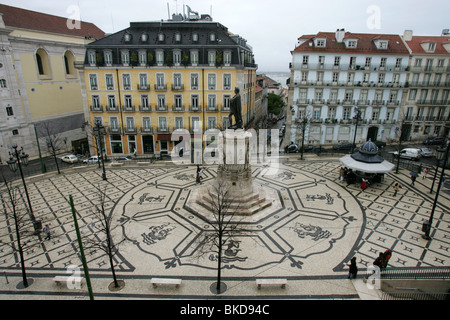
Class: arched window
64,51,76,76
36,48,50,77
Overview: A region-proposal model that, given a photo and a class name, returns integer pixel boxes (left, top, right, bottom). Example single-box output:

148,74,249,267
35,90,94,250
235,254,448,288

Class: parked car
60,154,79,163
285,144,299,153
332,142,356,151
392,148,422,160
423,137,446,145
113,156,133,161
419,147,433,157
83,155,101,164
373,140,386,148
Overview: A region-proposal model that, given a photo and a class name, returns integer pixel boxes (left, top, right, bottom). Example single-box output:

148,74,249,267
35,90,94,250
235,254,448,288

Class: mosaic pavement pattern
0,160,449,298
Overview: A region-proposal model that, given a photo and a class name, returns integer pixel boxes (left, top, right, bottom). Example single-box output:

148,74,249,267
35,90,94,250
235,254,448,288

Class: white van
393,148,422,161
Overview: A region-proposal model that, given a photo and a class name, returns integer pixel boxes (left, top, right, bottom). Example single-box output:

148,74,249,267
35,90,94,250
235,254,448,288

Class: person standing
339,167,345,183
361,178,369,191
393,183,401,196
195,165,201,184
411,174,416,186
348,257,358,279
43,225,51,240
422,168,429,180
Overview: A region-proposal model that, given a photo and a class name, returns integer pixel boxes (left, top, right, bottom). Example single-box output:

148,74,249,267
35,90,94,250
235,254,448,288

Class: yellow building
80,12,257,158
0,4,104,161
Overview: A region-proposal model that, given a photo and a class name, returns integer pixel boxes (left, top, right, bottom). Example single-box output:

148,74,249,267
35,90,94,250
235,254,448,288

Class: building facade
80,11,257,158
286,29,410,147
0,4,104,162
401,29,450,141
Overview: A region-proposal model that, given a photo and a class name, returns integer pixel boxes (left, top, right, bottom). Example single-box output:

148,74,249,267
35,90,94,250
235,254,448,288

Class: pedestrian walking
381,249,392,269
195,165,201,184
393,183,401,196
348,257,358,279
339,167,344,182
198,167,203,184
422,168,429,180
43,225,51,240
361,178,369,191
410,174,417,186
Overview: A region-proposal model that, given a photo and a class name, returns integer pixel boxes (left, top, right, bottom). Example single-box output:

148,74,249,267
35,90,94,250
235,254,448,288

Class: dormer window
158,33,165,42
175,32,181,42
124,33,132,42
192,33,199,42
141,33,148,42
428,42,436,52
377,40,388,49
347,40,357,48
315,39,326,47
210,33,216,42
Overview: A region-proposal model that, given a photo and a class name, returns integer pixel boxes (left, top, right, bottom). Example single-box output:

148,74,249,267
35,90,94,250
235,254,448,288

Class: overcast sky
2,0,449,72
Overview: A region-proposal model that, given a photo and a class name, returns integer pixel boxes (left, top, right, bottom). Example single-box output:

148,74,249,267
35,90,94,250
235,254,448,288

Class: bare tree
37,121,67,174
194,181,246,294
0,175,40,288
83,183,125,289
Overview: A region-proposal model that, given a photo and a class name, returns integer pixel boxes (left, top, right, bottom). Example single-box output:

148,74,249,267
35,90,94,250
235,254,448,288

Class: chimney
335,28,345,43
403,30,413,41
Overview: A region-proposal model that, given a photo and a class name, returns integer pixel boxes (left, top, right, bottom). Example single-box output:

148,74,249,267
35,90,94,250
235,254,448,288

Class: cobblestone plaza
0,155,449,300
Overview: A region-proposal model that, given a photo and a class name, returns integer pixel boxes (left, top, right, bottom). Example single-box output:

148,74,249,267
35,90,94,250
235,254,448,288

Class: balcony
417,100,449,106
139,127,153,134
190,105,201,112
171,84,184,91
139,105,152,112
137,84,150,91
156,105,168,112
124,127,137,134
172,105,185,112
90,106,103,112
123,105,135,112
107,127,121,134
207,105,218,111
106,105,119,112
154,84,167,91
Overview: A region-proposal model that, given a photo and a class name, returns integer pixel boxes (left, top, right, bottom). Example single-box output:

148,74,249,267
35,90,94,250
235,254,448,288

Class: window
190,50,199,65
157,94,166,110
316,71,324,82
409,89,417,101
156,73,165,89
191,95,199,110
192,33,199,42
122,74,131,90
156,51,164,65
191,116,201,131
313,108,321,120
334,56,341,66
316,39,326,47
395,58,402,69
208,94,216,110
301,71,308,82
332,72,339,83
126,117,135,131
88,51,96,66
223,95,231,110
124,95,133,110
64,51,76,75
328,107,336,119
191,73,199,89
303,55,309,65
347,40,357,48
371,109,380,120
36,48,50,76
104,51,113,66
208,51,216,65
314,89,323,102
174,117,183,129
363,73,370,83
207,117,217,129
121,50,130,65
378,41,388,49
223,74,232,90
141,95,149,109
108,95,116,109
173,73,182,89
91,95,100,110
175,32,181,42
106,74,114,90
138,50,147,65
378,73,385,84
347,72,355,83
208,74,216,90
0,79,6,88
329,89,338,102
210,33,216,42
159,117,168,131
224,51,231,66
158,33,165,42
6,105,14,116
142,117,151,131
389,91,398,103
425,59,433,71
428,42,436,51
344,90,353,102
349,57,356,69
139,73,148,89
365,57,371,68
12,129,19,136
89,74,98,90
110,117,119,131
359,90,368,103
379,57,386,68
318,56,325,66
173,50,181,65
174,95,183,110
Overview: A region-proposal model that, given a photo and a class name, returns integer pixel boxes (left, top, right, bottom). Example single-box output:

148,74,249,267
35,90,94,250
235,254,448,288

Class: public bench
256,278,287,289
53,275,84,287
151,277,182,288
110,162,124,167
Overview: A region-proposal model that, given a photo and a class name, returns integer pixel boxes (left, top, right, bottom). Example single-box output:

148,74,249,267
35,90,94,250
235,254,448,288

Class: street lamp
7,144,42,233
93,120,107,181
430,146,446,194
422,142,450,240
351,108,362,154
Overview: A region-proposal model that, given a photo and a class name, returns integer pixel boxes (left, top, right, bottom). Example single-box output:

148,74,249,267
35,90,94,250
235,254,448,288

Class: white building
401,29,450,141
287,29,410,147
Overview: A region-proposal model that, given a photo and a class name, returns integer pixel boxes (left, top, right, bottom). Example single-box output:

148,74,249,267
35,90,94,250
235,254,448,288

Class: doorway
367,126,379,141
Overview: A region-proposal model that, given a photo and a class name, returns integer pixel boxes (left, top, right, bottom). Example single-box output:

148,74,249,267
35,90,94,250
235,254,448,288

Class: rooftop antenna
110,11,115,32
167,3,170,19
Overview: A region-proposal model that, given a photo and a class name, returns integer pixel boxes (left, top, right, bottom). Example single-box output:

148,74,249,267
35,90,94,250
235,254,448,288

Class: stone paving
0,155,449,300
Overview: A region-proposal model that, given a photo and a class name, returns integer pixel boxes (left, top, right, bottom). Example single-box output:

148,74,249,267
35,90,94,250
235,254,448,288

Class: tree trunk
216,232,222,292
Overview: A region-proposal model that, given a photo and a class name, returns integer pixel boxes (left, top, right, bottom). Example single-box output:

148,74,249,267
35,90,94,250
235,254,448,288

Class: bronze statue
228,87,243,129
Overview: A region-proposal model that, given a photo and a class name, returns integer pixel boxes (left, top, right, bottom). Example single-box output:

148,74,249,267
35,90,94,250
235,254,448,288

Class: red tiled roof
404,36,450,55
0,4,105,39
293,31,410,55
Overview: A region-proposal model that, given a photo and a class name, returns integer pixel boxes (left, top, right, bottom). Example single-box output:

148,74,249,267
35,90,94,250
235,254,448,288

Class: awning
339,154,395,173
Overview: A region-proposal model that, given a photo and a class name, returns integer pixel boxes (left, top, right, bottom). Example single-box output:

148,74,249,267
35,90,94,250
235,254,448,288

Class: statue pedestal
185,130,274,220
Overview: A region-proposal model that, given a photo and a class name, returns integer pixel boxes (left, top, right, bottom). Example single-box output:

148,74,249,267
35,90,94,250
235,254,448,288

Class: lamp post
351,108,362,154
422,142,450,240
93,120,107,181
7,144,42,232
